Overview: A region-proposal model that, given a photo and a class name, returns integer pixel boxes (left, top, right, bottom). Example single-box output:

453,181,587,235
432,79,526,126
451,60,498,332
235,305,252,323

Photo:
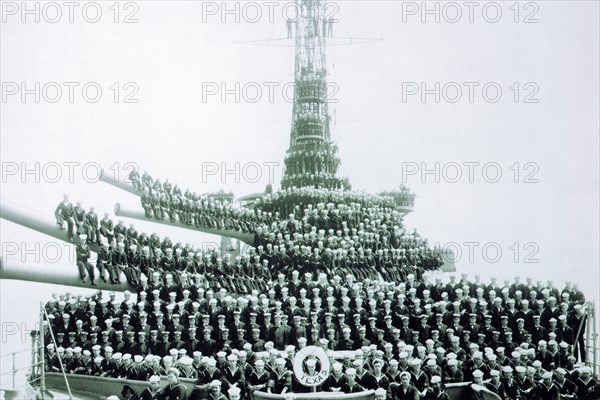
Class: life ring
292,346,331,387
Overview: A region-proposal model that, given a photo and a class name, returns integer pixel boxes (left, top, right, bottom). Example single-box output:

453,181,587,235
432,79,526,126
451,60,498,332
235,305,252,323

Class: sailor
45,344,60,372
160,367,187,400
484,370,505,398
208,380,228,400
55,194,76,240
227,385,241,400
269,358,291,394
178,356,198,379
76,234,96,285
341,368,365,393
140,375,162,400
390,372,419,400
410,358,429,396
576,366,597,400
468,370,485,400
198,358,222,390
99,212,115,244
222,353,244,394
110,242,127,284
553,367,577,398
536,371,560,400
364,358,389,391
424,375,449,400
247,359,270,394
128,355,148,381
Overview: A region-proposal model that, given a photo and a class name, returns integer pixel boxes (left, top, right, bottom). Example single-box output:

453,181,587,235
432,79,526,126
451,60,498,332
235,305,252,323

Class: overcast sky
1,1,599,359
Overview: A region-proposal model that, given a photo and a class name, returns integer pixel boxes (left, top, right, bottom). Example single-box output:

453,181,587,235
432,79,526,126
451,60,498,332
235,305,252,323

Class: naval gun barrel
0,258,132,291
0,202,100,252
98,170,140,196
113,203,255,245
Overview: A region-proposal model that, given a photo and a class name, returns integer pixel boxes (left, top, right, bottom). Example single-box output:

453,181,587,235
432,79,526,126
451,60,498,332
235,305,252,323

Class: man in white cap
45,344,60,372
227,386,242,400
128,354,147,381
269,358,292,394
392,371,419,399
341,368,365,394
209,380,228,400
222,354,243,395
426,375,449,400
178,356,198,379
198,358,221,390
536,371,560,400
553,367,577,398
247,359,269,394
484,370,505,399
469,370,485,399
576,366,597,399
76,234,96,285
140,375,162,400
324,362,345,392
161,367,187,400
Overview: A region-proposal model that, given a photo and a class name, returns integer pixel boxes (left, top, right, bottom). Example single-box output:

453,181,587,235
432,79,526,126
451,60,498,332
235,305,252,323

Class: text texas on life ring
293,345,331,387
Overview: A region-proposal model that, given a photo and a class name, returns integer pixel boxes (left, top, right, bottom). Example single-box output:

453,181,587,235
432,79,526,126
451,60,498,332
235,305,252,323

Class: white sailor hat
149,375,160,383
179,357,193,366
472,370,484,378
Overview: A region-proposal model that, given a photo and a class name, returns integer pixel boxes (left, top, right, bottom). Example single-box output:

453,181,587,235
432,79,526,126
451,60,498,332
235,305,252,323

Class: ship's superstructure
281,0,347,191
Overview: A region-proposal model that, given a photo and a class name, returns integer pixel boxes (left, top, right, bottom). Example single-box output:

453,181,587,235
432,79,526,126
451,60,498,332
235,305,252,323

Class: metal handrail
0,347,39,358
0,361,44,375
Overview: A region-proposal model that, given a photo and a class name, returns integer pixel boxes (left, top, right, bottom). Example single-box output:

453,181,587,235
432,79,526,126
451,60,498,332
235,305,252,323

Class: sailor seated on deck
340,368,365,393
159,367,187,400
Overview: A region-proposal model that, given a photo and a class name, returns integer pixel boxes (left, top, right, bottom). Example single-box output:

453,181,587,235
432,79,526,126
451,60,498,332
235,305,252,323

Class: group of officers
42,269,599,400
